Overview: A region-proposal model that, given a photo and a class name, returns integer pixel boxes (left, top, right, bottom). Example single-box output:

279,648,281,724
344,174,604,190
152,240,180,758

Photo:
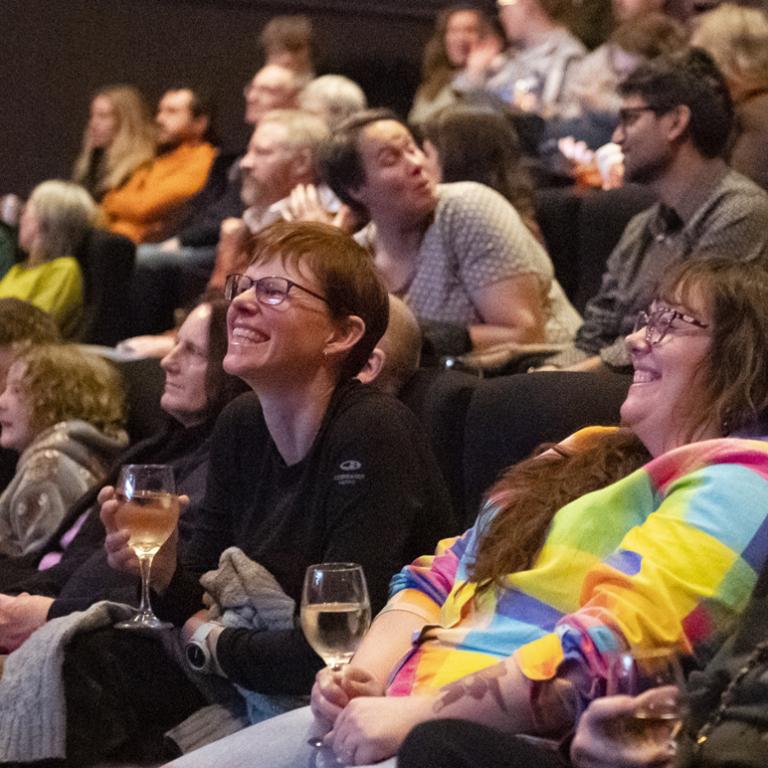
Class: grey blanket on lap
165,547,305,755
0,549,301,762
0,600,133,762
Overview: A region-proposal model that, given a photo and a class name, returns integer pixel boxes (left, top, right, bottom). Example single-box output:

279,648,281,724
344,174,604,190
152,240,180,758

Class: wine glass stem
137,553,155,615
307,662,345,748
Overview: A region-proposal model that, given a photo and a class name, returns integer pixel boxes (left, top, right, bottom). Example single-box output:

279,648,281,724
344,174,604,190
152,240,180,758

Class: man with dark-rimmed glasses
554,48,768,373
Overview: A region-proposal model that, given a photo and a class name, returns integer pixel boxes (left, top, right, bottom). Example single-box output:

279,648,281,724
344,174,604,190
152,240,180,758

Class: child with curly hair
0,345,127,556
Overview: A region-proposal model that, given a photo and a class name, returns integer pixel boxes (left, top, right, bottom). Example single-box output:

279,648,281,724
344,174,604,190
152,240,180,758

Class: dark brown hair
656,257,768,438
417,5,493,102
420,105,538,236
260,15,314,58
618,48,733,158
470,428,650,588
0,299,60,347
610,12,688,60
245,220,389,380
202,299,249,419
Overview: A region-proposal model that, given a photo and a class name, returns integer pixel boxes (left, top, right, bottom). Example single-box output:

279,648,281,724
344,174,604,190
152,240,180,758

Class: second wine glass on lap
301,563,372,749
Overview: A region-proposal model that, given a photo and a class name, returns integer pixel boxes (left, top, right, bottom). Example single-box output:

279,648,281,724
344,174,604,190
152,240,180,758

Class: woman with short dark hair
320,111,581,356
28,222,454,766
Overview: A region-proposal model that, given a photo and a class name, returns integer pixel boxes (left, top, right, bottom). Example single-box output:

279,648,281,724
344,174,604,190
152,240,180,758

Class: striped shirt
384,438,768,700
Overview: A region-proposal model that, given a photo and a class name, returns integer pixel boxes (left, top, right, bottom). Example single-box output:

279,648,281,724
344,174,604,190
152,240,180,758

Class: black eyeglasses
617,106,661,129
633,306,709,345
224,274,328,306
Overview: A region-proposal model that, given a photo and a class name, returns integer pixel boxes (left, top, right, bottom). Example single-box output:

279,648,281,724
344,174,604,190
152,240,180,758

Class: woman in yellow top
0,180,96,338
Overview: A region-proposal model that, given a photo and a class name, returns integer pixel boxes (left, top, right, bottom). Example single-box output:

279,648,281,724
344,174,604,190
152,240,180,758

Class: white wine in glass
114,464,179,631
301,601,372,669
301,563,371,748
609,648,687,745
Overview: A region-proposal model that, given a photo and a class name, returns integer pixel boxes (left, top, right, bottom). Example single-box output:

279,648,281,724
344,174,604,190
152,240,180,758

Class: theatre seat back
462,372,631,527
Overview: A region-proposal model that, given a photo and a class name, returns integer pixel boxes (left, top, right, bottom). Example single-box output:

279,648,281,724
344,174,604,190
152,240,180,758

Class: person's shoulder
719,168,768,205
0,262,22,281
614,203,660,245
48,256,81,273
737,92,768,127
437,181,515,219
439,181,503,203
576,43,609,70
551,25,587,56
646,437,768,488
327,380,420,435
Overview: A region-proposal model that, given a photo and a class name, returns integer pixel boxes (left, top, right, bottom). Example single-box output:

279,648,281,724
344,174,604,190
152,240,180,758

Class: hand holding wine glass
301,563,372,749
111,464,180,631
608,648,688,747
101,483,183,590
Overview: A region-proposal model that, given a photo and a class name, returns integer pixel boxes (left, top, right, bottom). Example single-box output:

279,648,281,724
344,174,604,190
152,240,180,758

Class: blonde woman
0,344,127,557
72,85,156,201
0,181,96,338
691,4,768,189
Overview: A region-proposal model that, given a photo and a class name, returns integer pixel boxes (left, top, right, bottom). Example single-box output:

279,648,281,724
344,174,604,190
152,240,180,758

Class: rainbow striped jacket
384,438,768,698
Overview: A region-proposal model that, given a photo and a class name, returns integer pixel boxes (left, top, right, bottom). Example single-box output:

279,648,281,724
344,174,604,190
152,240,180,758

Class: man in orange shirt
101,88,217,243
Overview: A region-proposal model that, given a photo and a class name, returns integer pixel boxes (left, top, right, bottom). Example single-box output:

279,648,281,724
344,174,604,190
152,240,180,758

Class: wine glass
301,563,372,749
113,464,180,631
608,647,688,745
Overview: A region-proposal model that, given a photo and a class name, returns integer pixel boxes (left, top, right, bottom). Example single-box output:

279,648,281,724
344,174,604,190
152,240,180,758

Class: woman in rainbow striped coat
166,258,768,768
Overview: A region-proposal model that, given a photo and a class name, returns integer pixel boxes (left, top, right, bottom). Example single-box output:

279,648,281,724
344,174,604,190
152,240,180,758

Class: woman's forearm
351,609,429,686
427,656,536,734
468,322,547,349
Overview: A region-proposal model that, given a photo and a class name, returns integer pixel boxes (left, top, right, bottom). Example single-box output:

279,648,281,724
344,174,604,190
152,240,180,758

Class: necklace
693,639,768,753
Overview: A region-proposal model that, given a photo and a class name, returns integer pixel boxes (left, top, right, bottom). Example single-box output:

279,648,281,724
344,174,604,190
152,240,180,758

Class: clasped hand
311,665,434,765
570,690,679,768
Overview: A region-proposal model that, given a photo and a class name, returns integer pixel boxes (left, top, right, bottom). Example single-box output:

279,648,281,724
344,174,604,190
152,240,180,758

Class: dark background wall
2,0,457,196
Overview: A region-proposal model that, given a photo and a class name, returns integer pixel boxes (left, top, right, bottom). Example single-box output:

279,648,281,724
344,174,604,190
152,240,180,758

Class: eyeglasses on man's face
633,306,709,346
224,273,328,306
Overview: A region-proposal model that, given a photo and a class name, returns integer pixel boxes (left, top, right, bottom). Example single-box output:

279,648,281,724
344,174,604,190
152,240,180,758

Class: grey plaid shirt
575,162,768,369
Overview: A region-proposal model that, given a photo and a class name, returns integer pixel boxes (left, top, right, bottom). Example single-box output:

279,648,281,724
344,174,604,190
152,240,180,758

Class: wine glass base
115,611,172,631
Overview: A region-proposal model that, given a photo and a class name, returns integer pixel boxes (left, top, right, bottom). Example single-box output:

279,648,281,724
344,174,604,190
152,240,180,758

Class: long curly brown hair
470,428,650,588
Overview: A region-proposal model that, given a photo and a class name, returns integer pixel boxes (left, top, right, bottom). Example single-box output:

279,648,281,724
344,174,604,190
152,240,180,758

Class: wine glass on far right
608,647,689,745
